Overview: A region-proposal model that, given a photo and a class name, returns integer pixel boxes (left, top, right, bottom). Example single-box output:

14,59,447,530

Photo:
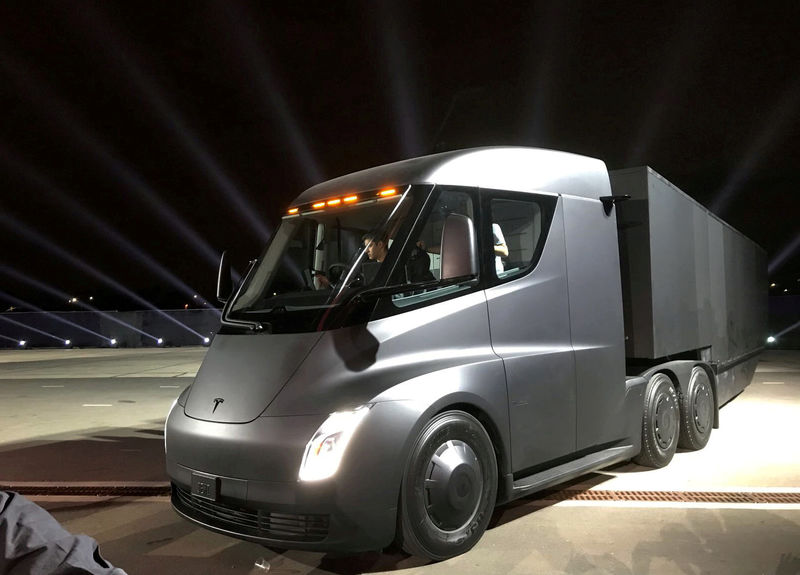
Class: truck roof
293,147,611,206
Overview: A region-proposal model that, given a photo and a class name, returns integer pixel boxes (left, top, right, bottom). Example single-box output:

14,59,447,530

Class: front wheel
634,373,680,468
678,367,714,450
398,411,497,561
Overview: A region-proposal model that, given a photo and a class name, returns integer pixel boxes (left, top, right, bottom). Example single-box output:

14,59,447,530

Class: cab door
482,190,577,474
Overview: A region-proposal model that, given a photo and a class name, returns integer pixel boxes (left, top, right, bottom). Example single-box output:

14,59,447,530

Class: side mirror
217,251,233,303
440,214,478,280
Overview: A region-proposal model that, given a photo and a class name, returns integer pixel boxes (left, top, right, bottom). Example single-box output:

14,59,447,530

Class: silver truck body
166,148,766,557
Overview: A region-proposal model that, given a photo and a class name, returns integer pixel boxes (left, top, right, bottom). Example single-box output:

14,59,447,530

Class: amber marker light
379,189,397,197
312,202,326,209
343,195,358,203
327,198,341,206
288,208,299,215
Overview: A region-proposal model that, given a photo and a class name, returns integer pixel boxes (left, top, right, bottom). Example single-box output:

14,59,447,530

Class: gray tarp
0,492,126,575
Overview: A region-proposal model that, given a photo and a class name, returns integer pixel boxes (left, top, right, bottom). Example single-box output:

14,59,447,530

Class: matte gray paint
184,331,322,423
486,198,576,472
167,148,765,554
562,194,628,450
611,167,766,362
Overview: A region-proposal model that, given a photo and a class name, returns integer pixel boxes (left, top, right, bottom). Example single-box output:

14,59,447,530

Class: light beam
0,290,112,344
0,145,221,317
217,2,323,185
710,81,800,215
1,266,162,343
768,233,800,276
1,214,210,342
0,50,222,269
75,6,271,243
0,315,68,345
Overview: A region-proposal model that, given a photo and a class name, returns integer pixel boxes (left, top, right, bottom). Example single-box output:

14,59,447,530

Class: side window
389,188,476,309
489,196,546,282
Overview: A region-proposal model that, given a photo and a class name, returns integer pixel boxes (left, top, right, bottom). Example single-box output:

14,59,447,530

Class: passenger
492,223,508,274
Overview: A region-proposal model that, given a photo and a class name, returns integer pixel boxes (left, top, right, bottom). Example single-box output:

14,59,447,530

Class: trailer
166,147,767,560
611,166,767,405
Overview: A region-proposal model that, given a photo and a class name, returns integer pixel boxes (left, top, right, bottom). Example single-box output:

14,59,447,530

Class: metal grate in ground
538,489,800,504
0,484,171,497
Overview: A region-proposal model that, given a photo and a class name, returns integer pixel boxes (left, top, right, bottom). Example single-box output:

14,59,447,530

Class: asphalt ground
1,347,799,574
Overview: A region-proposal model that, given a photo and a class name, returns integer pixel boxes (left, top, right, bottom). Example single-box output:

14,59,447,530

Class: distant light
770,283,777,288
767,336,776,343
110,338,117,346
64,339,71,346
193,295,198,299
185,304,189,309
785,289,789,293
18,340,26,347
70,297,78,303
157,338,164,345
89,296,94,301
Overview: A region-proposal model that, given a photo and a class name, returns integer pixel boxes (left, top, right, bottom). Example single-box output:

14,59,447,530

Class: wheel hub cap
424,440,482,530
655,393,677,449
693,386,712,433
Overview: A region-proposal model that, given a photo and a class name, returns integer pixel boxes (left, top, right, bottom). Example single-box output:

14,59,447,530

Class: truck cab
166,147,735,559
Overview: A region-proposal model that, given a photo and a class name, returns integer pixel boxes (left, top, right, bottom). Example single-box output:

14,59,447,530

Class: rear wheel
634,373,679,468
398,411,497,561
678,367,714,450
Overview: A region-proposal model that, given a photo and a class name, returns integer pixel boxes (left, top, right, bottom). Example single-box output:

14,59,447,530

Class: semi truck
165,147,766,560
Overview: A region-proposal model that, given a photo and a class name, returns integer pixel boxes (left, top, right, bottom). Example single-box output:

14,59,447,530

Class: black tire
634,373,680,468
678,366,714,450
398,411,498,561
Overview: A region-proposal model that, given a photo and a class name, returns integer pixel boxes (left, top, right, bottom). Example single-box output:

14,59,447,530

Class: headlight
299,405,372,481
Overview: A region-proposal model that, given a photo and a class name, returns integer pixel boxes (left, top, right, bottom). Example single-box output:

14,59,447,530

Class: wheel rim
654,390,677,449
424,439,483,531
692,377,712,435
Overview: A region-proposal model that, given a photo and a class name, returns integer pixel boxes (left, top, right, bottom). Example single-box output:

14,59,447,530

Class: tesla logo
212,397,224,413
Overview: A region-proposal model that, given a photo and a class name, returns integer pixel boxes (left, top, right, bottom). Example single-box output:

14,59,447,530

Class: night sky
1,1,799,312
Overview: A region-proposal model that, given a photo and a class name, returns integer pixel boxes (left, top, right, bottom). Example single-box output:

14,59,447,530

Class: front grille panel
172,484,329,542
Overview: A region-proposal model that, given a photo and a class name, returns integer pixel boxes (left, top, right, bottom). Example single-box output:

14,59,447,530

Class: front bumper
166,401,415,552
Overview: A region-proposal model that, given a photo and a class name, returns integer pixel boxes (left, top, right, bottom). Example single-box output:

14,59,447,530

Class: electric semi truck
165,147,766,560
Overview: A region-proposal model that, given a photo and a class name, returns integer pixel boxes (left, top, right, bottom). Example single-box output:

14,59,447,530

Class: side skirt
499,444,638,504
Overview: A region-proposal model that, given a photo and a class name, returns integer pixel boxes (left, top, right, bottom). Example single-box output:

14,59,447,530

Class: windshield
225,186,425,332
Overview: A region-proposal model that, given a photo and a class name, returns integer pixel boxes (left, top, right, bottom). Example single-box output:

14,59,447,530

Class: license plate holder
191,472,219,501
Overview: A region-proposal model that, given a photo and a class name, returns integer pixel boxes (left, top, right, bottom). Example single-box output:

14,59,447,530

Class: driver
315,232,389,289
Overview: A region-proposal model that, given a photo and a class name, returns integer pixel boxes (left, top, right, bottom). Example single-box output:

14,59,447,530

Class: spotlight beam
374,1,423,157
1,266,161,342
768,233,800,276
0,334,24,345
75,6,271,244
0,315,66,344
0,51,222,268
1,214,209,341
625,4,708,165
777,319,800,339
0,145,221,317
710,81,800,215
0,290,111,343
218,2,323,185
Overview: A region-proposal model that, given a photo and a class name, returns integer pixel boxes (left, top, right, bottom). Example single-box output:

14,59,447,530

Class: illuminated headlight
299,405,372,481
